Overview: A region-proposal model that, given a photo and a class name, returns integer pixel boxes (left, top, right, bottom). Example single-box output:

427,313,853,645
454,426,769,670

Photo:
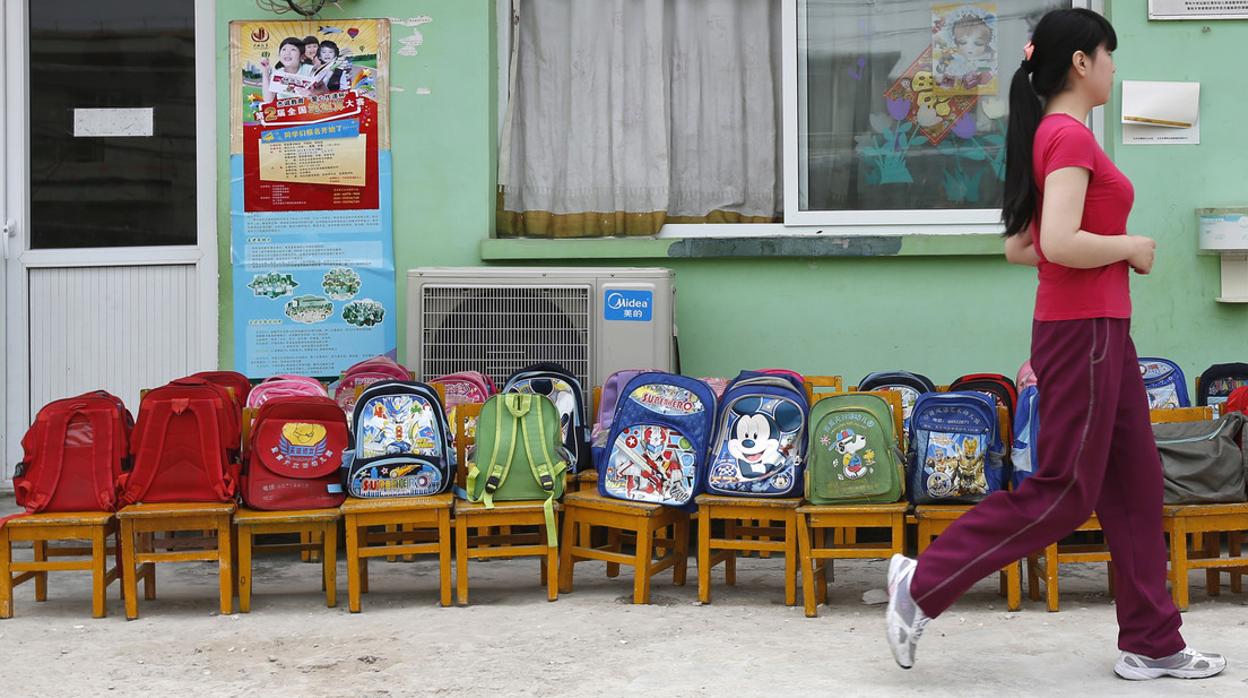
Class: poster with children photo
931,3,999,96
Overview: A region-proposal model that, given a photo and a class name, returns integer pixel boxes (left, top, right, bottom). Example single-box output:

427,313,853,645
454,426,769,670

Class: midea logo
606,292,648,310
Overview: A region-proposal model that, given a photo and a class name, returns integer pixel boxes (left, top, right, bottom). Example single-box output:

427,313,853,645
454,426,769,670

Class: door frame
2,0,219,480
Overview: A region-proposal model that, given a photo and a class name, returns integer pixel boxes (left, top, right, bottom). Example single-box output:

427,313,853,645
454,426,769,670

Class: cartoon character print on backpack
830,428,876,481
358,394,439,458
715,397,802,485
922,431,987,499
607,425,696,504
276,422,333,465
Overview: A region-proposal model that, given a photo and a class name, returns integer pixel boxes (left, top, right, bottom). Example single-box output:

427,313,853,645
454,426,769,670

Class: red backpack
241,396,348,511
13,391,132,513
190,370,252,406
1225,386,1248,416
120,379,240,504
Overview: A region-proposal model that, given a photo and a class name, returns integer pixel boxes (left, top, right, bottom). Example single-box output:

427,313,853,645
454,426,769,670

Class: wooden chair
0,512,121,619
116,502,236,619
796,390,909,618
340,495,453,612
802,375,844,405
911,405,1022,612
696,495,796,606
451,402,561,605
1153,406,1248,611
234,508,340,612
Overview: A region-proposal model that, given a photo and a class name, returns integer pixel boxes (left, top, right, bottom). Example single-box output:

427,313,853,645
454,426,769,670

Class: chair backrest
1150,406,1213,424
802,375,844,405
592,386,602,421
453,402,484,489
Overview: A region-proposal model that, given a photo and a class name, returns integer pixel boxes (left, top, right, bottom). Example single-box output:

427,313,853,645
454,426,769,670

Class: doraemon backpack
342,380,454,498
504,363,589,473
907,391,1006,504
858,370,936,434
599,373,716,509
1010,385,1039,489
1138,358,1190,409
706,371,809,497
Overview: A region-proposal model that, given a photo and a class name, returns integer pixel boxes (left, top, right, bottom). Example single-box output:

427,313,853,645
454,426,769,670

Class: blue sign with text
603,289,653,322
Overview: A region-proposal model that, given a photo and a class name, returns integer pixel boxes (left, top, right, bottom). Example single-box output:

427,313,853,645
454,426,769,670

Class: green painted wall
216,1,1247,385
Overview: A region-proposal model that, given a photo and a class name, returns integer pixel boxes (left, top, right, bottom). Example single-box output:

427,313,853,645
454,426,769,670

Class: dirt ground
2,494,1246,697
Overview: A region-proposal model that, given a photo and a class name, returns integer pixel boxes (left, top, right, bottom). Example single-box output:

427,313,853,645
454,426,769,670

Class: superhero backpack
1011,385,1040,489
13,391,132,514
1138,357,1190,409
504,363,589,473
1197,363,1248,409
590,369,647,469
333,356,412,416
190,371,252,406
858,370,936,434
950,373,1018,423
242,396,348,510
706,371,809,497
907,391,1006,504
247,374,328,409
805,393,904,505
342,381,454,498
599,373,716,510
121,379,240,504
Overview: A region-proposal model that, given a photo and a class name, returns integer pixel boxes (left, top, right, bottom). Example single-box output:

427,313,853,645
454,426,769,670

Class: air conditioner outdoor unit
407,267,676,397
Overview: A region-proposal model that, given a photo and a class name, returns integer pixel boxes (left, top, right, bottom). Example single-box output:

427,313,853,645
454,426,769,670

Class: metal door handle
2,219,15,259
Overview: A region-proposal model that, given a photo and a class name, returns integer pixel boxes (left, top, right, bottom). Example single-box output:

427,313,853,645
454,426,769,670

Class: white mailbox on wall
1197,208,1248,303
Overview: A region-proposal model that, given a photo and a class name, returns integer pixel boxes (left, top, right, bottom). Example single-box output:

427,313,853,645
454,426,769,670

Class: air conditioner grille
421,285,591,395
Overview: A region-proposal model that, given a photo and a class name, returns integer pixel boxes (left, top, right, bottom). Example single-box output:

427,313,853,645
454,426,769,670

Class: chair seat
234,507,341,525
562,490,671,516
117,502,236,519
912,504,975,520
1164,502,1248,517
454,499,564,515
697,495,803,509
798,501,909,516
2,510,114,527
340,494,454,514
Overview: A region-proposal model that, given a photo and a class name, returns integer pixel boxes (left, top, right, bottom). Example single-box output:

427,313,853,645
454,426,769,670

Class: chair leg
0,528,14,619
1045,543,1059,613
1230,532,1243,595
783,513,798,608
323,523,338,609
1026,554,1040,602
546,528,559,602
455,517,470,607
796,514,817,618
605,528,621,579
558,508,576,595
1170,520,1190,612
140,533,156,601
724,520,737,587
1205,532,1220,597
633,521,655,605
698,510,713,604
217,517,234,616
438,511,453,608
300,531,312,563
91,527,108,619
237,527,253,614
121,520,139,620
33,541,47,602
1006,561,1022,612
346,517,362,613
672,515,689,587
1107,560,1116,597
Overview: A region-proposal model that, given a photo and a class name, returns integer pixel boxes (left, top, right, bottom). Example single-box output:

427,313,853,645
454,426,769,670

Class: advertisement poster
230,20,395,378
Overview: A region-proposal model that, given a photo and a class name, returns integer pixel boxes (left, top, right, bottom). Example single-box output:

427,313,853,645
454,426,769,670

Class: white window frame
497,0,1104,239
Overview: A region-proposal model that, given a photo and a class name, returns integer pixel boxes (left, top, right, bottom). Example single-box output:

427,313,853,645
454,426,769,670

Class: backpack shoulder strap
466,396,521,508
518,397,566,547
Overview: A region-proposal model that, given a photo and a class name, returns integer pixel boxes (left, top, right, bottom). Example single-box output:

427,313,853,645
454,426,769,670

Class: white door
3,0,218,479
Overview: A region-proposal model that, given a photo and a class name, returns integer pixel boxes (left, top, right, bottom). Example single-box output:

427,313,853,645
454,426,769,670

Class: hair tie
1023,41,1035,62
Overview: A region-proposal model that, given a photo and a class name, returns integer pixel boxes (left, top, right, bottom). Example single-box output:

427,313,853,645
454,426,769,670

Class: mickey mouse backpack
599,373,716,509
342,380,454,498
504,363,589,472
705,370,809,497
1138,357,1190,409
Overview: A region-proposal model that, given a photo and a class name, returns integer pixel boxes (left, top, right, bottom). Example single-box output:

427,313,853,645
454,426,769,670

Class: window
499,0,1095,239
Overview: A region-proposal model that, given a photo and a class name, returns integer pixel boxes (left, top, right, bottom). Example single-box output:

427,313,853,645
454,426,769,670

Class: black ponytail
1002,9,1117,237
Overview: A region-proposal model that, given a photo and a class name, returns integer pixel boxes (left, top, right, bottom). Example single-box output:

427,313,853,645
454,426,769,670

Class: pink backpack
331,356,412,415
345,356,410,382
429,371,496,408
1016,361,1037,390
246,374,328,409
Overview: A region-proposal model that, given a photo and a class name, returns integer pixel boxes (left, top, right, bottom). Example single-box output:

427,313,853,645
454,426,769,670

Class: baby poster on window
931,3,999,96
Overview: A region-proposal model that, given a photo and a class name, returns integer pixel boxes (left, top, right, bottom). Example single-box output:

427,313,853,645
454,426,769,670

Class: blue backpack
1010,385,1039,489
1138,357,1190,409
706,371,809,498
599,373,717,510
907,391,1006,504
342,381,455,498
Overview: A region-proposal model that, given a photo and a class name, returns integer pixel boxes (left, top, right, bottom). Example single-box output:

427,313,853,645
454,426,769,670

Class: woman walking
884,9,1225,681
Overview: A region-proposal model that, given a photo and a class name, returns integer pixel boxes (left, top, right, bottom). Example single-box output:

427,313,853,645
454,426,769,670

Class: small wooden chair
341,495,453,612
234,508,340,612
696,495,796,605
0,511,121,619
1153,406,1248,611
911,405,1022,612
117,502,237,619
796,390,909,617
451,402,561,605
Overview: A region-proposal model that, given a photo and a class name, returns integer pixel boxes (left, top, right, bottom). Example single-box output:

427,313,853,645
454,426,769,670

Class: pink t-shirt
1031,114,1134,321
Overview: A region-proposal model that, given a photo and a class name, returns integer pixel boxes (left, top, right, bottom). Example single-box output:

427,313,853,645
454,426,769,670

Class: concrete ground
2,494,1245,697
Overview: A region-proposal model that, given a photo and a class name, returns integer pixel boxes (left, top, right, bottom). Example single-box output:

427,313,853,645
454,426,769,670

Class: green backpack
805,394,905,504
466,393,568,545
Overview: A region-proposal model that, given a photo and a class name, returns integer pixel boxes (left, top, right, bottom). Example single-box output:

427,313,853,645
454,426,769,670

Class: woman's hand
1126,235,1156,274
1004,229,1041,267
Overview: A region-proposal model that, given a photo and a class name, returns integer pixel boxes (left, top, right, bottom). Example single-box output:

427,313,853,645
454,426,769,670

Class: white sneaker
1114,647,1227,680
885,554,930,669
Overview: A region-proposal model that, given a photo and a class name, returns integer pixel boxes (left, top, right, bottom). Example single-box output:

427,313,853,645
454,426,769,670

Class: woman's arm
1039,167,1153,271
1004,228,1041,267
